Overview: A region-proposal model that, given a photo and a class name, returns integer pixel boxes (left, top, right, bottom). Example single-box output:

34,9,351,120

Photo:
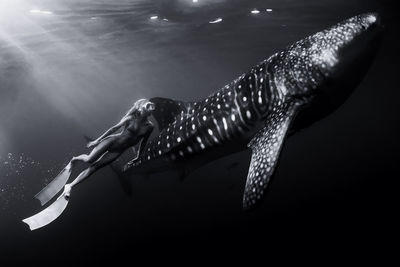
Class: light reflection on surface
29,9,53,15
209,17,222,24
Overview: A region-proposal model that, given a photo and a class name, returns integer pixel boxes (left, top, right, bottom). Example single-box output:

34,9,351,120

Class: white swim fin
22,193,69,231
35,163,72,206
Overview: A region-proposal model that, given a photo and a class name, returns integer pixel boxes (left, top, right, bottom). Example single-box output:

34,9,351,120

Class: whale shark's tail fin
149,97,194,132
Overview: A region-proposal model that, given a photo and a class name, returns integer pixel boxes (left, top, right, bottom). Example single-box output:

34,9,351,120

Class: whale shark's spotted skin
140,63,285,164
125,14,381,209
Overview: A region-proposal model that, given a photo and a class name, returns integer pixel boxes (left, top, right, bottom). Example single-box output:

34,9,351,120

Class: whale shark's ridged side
125,13,382,209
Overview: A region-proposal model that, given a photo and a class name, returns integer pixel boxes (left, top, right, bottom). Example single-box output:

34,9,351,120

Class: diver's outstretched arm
131,132,150,161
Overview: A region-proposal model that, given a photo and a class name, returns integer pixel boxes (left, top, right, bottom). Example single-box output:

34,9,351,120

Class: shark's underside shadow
121,13,383,209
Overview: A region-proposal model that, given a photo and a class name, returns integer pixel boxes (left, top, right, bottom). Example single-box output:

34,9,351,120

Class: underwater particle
251,9,260,14
209,18,222,24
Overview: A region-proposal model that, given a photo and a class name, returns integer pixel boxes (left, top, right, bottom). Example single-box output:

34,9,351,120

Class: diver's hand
123,162,132,172
123,159,141,171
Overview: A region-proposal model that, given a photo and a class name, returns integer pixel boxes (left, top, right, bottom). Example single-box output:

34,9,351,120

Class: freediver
23,99,155,230
68,98,154,193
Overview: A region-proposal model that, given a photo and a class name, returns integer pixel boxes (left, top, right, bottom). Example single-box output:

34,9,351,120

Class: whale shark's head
277,13,383,130
316,13,382,94
285,13,383,98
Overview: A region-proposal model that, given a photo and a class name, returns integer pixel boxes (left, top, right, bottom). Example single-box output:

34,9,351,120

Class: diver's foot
64,184,71,197
57,184,72,200
123,164,129,172
70,156,82,165
70,154,89,168
65,162,73,170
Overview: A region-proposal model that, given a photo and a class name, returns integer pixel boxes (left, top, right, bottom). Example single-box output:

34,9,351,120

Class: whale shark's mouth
270,13,383,102
314,13,382,78
283,13,383,134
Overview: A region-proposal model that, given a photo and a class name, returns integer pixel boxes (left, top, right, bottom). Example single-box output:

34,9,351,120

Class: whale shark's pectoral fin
243,103,298,210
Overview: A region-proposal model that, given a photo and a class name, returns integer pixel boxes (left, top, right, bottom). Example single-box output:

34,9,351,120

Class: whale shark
124,13,383,210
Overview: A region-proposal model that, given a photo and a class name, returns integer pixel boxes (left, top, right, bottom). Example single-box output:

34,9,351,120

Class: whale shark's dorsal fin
149,97,194,131
243,102,299,210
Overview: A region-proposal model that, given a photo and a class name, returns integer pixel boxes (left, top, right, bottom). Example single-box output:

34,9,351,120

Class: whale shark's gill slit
250,72,262,119
199,120,215,148
236,73,260,127
266,62,282,111
232,81,249,130
212,118,224,142
150,97,194,132
257,68,270,116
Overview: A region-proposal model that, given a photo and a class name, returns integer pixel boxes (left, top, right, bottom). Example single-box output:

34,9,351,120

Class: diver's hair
125,98,150,118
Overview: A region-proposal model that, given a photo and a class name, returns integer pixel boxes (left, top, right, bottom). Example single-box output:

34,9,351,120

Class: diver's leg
24,152,122,231
70,138,114,167
69,151,122,189
35,138,115,206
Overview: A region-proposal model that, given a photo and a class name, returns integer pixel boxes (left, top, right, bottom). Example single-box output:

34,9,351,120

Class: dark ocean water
0,0,397,264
